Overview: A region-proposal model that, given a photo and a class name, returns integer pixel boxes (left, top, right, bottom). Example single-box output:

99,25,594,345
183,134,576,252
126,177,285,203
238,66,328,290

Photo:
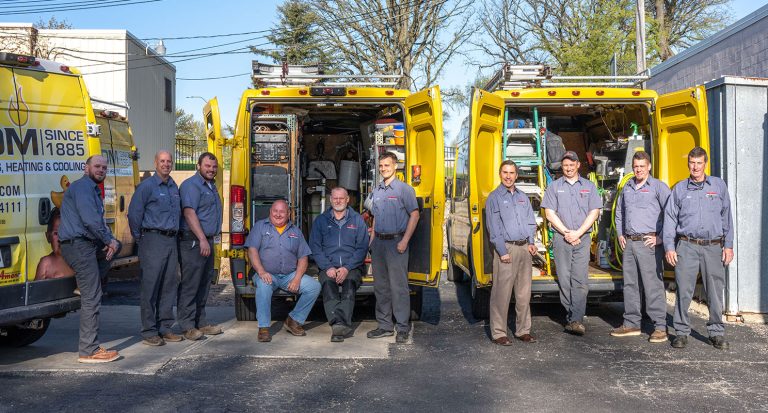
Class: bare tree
0,18,72,59
647,0,731,61
467,0,543,70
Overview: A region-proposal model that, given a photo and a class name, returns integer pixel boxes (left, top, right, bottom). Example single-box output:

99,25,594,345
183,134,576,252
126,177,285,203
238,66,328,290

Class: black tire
0,319,50,347
471,277,491,320
410,286,423,321
235,291,256,321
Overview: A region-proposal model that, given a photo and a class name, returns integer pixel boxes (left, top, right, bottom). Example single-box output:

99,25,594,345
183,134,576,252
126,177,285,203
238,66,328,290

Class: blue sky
4,0,766,139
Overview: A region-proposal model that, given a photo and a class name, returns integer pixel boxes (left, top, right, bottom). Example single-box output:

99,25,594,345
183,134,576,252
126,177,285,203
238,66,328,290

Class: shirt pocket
705,193,722,215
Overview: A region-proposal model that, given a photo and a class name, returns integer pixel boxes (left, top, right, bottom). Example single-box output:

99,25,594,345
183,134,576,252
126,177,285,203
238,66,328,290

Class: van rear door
468,88,505,286
654,86,710,186
403,86,445,286
203,98,225,278
101,117,138,258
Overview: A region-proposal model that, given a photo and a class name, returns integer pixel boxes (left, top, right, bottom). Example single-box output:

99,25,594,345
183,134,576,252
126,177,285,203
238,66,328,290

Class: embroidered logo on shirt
346,224,357,229
706,192,718,198
288,233,299,238
387,196,398,199
579,189,591,194
640,188,650,193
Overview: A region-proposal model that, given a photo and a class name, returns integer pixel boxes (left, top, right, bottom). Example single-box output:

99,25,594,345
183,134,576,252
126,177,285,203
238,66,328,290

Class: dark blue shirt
541,176,602,232
127,173,181,239
371,178,418,234
486,184,537,255
179,173,223,237
245,219,312,275
615,176,671,237
663,176,734,251
58,174,114,245
309,207,370,271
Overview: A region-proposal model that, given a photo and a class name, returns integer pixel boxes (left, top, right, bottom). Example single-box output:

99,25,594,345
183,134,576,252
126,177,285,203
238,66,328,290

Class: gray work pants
177,237,215,332
490,243,533,339
61,239,112,356
553,232,591,323
319,267,362,328
673,239,726,337
622,239,667,330
371,237,410,333
138,232,179,338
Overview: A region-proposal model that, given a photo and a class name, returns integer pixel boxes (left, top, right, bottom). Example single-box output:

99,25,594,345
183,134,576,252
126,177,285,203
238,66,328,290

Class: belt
142,228,178,237
506,240,529,246
679,236,723,246
376,232,405,240
179,231,214,240
59,236,95,245
627,232,656,241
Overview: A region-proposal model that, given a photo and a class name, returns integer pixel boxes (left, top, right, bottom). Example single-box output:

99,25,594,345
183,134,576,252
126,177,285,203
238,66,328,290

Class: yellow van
203,63,445,321
448,64,709,318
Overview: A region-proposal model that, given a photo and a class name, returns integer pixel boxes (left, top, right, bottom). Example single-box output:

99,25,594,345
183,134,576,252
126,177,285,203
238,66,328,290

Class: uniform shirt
127,173,181,239
179,173,223,237
371,177,419,234
245,218,312,275
58,174,114,245
485,184,537,256
615,176,671,237
541,176,602,231
663,176,734,251
309,207,370,271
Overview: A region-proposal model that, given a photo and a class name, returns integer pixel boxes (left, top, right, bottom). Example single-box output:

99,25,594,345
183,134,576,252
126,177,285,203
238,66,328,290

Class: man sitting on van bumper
246,200,321,342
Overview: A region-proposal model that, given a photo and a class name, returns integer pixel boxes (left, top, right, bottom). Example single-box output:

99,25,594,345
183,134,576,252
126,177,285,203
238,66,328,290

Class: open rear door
403,86,445,286
468,88,504,287
203,98,225,278
654,86,710,186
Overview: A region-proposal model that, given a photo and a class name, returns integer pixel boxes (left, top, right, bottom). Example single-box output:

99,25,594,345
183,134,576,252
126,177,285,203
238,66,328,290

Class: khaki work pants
490,242,533,339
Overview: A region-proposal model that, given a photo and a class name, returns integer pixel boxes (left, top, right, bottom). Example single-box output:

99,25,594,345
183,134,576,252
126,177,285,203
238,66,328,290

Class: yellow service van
203,63,445,321
448,64,709,318
0,53,138,346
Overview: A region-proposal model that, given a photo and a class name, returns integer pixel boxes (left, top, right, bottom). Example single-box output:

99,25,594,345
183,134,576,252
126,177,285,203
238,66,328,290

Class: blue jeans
254,271,321,328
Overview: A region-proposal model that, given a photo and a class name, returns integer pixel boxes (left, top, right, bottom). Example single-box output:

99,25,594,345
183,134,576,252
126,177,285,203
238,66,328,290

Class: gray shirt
58,174,114,245
663,176,734,251
371,177,419,234
615,176,671,237
245,218,312,275
486,184,537,256
128,173,181,239
541,176,602,231
179,173,223,237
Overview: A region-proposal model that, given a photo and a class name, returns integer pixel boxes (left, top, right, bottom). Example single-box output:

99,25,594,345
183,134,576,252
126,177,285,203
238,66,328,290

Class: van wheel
471,277,491,320
410,286,423,321
235,291,256,321
0,319,50,347
446,255,466,283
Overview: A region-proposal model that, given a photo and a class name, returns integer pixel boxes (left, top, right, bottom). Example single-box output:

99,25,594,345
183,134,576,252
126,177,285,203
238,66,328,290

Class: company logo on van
8,86,29,127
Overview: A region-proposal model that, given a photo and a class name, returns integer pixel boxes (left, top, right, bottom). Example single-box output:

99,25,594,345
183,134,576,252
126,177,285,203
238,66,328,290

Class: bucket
338,160,360,190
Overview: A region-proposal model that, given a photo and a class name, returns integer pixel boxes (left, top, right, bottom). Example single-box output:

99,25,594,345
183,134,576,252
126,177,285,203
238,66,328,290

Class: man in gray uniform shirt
128,150,183,346
541,151,602,336
178,152,224,341
664,147,734,350
367,152,419,344
59,155,121,363
486,160,539,345
611,151,671,343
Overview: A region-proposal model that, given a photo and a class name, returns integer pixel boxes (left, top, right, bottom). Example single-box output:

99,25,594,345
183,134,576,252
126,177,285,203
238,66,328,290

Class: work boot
162,332,184,342
331,324,351,343
367,328,394,339
710,335,730,350
671,335,688,349
565,321,585,336
199,325,223,336
78,347,119,364
648,329,668,343
183,328,203,341
284,316,306,336
610,325,641,337
142,336,165,346
258,327,271,342
395,331,409,344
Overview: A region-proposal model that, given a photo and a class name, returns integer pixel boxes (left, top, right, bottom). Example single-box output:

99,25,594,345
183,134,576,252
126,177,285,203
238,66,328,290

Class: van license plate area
0,245,9,268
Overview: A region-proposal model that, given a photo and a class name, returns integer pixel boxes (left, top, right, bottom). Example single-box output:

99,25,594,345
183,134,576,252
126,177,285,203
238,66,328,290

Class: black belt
59,236,95,245
142,228,178,237
376,232,405,240
506,240,529,246
627,232,656,241
679,236,723,246
179,231,214,240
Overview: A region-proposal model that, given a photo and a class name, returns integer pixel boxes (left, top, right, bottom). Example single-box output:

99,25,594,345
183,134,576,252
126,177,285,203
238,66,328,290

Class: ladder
485,64,649,91
252,61,401,88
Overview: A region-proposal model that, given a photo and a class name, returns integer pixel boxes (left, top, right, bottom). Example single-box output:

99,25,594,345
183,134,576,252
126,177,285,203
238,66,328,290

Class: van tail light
230,185,246,246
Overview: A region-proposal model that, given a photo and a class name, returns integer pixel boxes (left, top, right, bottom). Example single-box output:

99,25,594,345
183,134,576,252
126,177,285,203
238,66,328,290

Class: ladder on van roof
484,64,649,91
252,61,402,88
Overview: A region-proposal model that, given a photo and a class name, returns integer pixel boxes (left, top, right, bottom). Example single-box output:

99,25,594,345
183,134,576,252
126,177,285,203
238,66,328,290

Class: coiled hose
608,173,635,270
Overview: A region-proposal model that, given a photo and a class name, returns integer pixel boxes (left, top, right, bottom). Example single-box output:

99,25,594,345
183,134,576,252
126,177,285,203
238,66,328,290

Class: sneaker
142,336,165,346
367,328,394,339
649,329,668,343
710,335,730,350
671,335,688,348
395,331,409,344
162,332,184,342
199,325,223,336
78,347,119,364
183,328,203,341
610,325,641,337
565,321,585,336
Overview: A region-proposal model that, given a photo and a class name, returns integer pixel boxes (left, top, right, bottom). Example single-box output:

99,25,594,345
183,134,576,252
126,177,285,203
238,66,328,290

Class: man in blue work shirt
541,151,602,336
247,199,321,343
59,155,121,363
664,147,734,350
178,152,224,341
611,151,671,343
309,187,370,342
486,160,539,346
367,152,419,344
128,150,183,346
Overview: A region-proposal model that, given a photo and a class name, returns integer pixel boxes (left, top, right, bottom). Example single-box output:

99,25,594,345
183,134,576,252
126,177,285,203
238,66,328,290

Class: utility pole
635,0,647,74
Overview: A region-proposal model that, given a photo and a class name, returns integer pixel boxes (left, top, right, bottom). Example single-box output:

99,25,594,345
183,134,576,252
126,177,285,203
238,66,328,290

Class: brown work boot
162,332,184,342
565,321,586,336
258,327,271,342
284,316,306,336
142,336,165,346
78,347,119,364
199,325,223,336
183,328,203,341
649,329,668,343
610,325,642,337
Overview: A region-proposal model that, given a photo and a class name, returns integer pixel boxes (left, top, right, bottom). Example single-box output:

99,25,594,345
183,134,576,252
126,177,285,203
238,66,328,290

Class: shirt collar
197,172,215,188
152,173,174,186
268,220,294,233
686,175,711,189
378,177,399,190
629,176,653,190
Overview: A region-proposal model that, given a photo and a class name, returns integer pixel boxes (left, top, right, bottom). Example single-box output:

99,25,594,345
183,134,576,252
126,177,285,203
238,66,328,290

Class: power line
0,0,162,16
177,73,251,81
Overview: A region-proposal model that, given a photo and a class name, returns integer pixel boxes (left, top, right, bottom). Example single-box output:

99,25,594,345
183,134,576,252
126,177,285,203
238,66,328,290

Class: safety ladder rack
485,64,650,91
252,61,402,88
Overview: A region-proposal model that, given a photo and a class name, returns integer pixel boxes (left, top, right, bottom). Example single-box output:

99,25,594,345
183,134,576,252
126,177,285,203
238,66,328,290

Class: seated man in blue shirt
245,199,321,342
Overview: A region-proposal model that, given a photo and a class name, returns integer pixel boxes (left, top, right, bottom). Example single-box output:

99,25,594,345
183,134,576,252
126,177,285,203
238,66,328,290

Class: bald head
269,200,289,227
85,155,108,183
155,150,173,180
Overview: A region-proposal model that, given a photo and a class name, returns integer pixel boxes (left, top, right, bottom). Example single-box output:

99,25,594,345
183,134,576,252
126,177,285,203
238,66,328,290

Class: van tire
410,286,423,321
235,291,256,322
0,319,50,347
471,277,491,320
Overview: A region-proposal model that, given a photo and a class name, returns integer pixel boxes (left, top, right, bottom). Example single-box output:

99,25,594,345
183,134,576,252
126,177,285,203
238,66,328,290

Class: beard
332,204,347,212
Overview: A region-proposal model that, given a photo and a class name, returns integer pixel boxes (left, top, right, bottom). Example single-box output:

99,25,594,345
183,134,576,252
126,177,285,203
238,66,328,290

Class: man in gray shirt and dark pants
664,147,734,350
128,150,183,346
59,155,121,363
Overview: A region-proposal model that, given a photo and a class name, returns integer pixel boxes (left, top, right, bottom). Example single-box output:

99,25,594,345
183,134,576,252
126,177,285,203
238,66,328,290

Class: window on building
164,78,173,112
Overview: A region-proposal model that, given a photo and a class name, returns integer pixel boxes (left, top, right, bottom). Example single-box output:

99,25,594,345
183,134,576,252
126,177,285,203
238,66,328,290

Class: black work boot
671,335,688,349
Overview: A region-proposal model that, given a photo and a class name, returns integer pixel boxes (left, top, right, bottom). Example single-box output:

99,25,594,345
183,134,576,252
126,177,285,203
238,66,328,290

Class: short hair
499,159,518,174
198,152,217,165
330,187,349,197
632,151,651,164
688,146,708,162
47,208,61,234
379,152,398,164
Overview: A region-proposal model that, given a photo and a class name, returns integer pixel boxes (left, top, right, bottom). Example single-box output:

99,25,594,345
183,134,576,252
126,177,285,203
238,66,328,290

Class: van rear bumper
529,278,623,303
0,297,81,326
235,284,375,298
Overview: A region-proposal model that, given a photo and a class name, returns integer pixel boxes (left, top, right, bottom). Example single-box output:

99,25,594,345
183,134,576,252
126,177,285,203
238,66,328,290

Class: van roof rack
252,61,401,88
484,63,649,91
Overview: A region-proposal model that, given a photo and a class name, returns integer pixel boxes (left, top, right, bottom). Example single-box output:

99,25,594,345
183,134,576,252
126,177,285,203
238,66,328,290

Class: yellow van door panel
98,117,117,233
0,67,27,285
13,68,90,282
654,86,710,186
403,86,445,286
469,88,504,286
203,98,225,275
100,118,137,258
